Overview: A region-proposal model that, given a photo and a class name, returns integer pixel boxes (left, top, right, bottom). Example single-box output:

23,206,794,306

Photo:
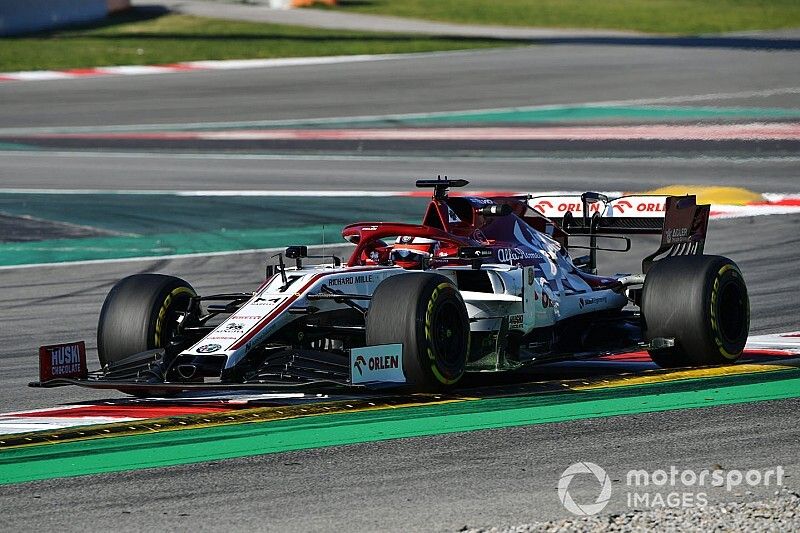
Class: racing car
34,178,750,394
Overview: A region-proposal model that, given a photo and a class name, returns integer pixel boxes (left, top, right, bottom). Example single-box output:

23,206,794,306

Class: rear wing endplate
641,195,710,273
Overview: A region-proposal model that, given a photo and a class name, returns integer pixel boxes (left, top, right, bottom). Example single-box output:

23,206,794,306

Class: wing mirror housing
285,245,307,268
285,245,342,268
285,245,308,259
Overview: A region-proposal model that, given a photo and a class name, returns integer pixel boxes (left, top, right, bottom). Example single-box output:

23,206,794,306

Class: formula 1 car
34,178,750,395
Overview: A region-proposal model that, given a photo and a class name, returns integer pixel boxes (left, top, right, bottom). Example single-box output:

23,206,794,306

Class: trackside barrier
0,0,131,36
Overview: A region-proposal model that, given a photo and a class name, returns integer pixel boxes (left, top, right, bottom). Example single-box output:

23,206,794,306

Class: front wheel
642,255,749,368
97,273,197,367
366,273,470,391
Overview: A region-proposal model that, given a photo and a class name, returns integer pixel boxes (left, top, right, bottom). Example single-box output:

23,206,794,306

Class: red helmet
391,237,437,269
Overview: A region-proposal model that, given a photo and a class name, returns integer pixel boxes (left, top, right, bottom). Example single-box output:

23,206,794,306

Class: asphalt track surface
1,45,799,129
1,42,799,531
1,152,798,193
1,399,796,532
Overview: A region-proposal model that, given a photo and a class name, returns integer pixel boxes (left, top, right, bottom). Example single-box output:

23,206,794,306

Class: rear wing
528,194,669,234
527,193,709,273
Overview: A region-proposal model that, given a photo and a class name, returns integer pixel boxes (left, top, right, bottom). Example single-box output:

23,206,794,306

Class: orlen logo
558,202,603,213
353,355,367,375
350,344,406,385
611,198,666,216
636,201,665,212
533,200,554,212
362,355,400,371
612,200,633,214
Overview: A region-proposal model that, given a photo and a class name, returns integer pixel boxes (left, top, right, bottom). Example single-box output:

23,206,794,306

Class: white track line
0,49,480,85
1,87,798,135
4,150,800,163
0,243,353,271
0,188,409,196
0,418,141,435
747,331,800,352
70,123,795,140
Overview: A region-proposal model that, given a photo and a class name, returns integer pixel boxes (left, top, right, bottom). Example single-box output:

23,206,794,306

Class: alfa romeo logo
196,343,222,353
558,462,612,516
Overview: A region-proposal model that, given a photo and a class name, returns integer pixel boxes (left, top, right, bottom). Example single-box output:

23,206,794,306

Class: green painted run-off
2,104,798,266
342,105,800,127
1,370,798,485
0,195,425,266
12,105,799,132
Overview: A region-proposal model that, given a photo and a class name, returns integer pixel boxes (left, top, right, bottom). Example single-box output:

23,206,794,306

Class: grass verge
330,0,800,34
0,12,508,72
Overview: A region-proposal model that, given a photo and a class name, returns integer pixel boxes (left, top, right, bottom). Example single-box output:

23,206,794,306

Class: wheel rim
155,291,195,348
718,280,747,345
431,300,466,374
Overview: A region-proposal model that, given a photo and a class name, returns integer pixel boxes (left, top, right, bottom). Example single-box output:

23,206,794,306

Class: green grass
330,0,800,34
0,12,507,71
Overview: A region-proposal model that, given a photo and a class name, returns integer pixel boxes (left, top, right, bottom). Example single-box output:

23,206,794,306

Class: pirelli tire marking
709,264,748,360
154,286,196,347
425,282,467,386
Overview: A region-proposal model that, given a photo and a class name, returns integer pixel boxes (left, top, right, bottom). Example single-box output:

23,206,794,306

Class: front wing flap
32,341,407,392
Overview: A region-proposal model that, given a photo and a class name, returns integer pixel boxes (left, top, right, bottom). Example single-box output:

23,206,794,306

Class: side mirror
285,246,308,259
285,245,342,269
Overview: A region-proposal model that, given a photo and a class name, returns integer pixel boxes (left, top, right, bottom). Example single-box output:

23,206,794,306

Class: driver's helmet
391,236,437,269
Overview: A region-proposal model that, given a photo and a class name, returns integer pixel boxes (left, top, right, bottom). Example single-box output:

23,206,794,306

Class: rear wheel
642,255,749,368
366,273,469,391
97,274,197,367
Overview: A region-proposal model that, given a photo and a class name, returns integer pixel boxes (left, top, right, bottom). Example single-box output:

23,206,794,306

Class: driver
391,236,438,269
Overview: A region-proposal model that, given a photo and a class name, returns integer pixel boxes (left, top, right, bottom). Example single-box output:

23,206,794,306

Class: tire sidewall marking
709,264,746,360
154,286,196,347
424,282,466,385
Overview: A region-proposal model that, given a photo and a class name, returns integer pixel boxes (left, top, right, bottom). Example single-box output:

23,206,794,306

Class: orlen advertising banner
350,344,405,385
528,195,669,218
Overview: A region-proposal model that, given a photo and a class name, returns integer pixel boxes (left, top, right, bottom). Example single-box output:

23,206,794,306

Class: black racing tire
97,274,197,367
642,255,749,368
366,273,469,391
